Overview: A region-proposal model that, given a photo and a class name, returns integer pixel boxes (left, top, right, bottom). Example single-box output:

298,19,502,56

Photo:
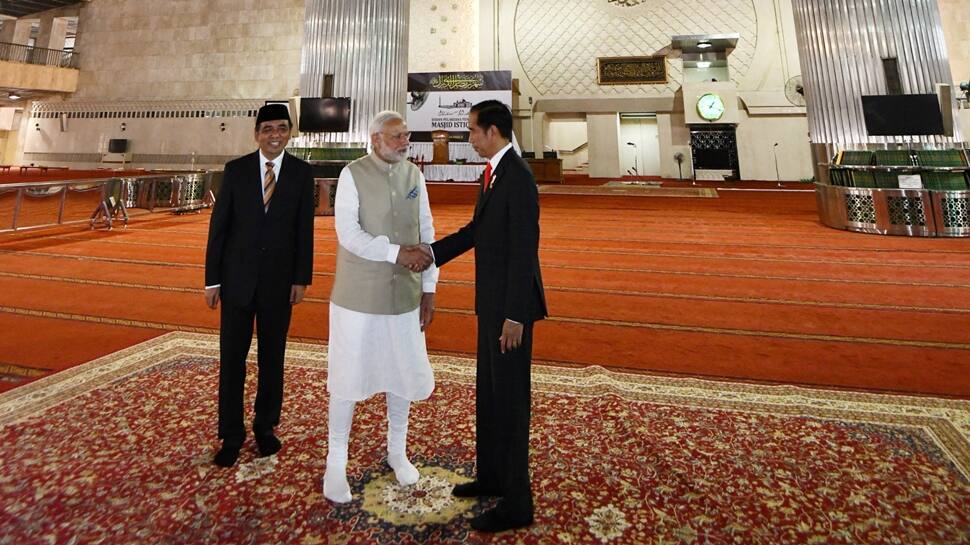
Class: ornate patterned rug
0,332,968,545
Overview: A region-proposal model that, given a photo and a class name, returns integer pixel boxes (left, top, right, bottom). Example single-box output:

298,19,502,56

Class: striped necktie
263,161,276,212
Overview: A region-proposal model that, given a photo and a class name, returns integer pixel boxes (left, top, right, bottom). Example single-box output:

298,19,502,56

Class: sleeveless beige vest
330,154,423,315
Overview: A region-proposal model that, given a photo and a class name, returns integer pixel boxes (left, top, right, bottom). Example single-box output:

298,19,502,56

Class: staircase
565,162,589,174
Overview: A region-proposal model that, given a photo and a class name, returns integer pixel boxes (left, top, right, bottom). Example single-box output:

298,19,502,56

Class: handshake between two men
397,243,434,272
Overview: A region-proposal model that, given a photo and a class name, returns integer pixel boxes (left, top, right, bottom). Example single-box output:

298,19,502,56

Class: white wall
735,114,813,181
483,0,817,180
72,0,305,101
587,113,621,178
959,109,970,142
658,112,694,180
544,114,588,170
940,0,970,142
684,67,731,84
17,0,486,168
940,0,970,86
408,0,479,72
24,115,259,169
1,107,28,165
14,0,966,170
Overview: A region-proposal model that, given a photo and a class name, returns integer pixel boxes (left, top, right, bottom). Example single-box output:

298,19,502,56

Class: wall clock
697,93,725,121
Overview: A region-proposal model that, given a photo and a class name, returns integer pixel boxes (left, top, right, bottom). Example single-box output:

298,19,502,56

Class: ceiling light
8,92,21,100
696,61,712,69
697,42,712,49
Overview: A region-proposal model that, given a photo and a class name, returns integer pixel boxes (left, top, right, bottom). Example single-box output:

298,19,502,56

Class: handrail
556,142,589,155
0,172,214,233
0,41,78,69
0,175,179,191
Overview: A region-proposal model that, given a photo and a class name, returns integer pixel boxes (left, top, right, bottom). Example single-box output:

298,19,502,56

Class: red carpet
1,333,967,544
1,185,970,396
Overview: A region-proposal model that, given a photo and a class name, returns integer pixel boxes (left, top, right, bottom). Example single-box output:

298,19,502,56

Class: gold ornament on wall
596,56,668,85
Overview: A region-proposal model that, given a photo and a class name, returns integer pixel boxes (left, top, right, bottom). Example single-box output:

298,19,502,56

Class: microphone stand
626,142,638,178
774,143,783,188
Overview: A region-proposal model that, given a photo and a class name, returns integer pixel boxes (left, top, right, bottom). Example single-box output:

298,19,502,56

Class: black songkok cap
256,104,292,127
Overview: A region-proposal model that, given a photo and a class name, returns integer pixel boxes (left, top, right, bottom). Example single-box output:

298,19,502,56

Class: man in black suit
204,104,315,467
430,100,547,532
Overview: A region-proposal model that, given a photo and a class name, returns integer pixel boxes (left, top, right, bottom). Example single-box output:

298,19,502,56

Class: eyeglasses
382,131,411,141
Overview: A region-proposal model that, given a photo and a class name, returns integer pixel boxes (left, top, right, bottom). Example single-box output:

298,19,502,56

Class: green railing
287,147,366,161
828,149,969,190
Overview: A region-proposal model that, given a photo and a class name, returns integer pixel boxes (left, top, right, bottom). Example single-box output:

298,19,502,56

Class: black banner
407,71,512,92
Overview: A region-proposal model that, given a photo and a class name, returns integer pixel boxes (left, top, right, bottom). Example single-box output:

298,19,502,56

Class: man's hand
499,319,524,354
204,287,220,309
419,292,435,331
416,243,433,261
397,245,433,272
290,284,307,305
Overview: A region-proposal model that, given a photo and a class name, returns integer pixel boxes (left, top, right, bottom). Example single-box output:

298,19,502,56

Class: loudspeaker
108,138,128,153
323,74,334,98
59,113,68,132
936,83,955,137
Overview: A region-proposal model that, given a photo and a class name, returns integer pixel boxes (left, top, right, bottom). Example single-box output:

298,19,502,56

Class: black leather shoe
255,433,281,457
213,444,241,467
470,506,534,533
452,481,501,498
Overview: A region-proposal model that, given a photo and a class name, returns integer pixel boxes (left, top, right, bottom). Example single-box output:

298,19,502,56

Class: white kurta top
328,161,438,402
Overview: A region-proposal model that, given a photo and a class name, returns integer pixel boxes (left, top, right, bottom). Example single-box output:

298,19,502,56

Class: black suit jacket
432,150,547,323
205,151,315,307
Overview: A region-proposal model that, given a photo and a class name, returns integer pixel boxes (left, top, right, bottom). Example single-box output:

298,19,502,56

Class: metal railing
0,41,78,69
815,183,970,237
0,172,215,233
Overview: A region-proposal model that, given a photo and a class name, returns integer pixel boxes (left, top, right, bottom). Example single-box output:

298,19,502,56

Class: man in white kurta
324,111,438,503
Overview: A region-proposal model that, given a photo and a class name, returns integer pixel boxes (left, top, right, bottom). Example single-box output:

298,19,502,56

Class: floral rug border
2,331,968,478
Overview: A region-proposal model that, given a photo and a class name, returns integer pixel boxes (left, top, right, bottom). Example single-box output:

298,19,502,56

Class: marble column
0,19,33,46
587,113,622,179
35,16,69,51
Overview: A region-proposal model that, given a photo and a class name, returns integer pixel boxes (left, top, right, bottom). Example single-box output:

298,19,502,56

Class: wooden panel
526,158,563,184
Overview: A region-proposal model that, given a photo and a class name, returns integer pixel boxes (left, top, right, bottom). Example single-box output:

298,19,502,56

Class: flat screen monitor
861,94,945,136
108,139,128,153
299,97,351,132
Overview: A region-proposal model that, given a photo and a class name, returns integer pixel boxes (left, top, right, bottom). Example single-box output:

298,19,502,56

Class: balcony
0,41,78,101
0,41,77,68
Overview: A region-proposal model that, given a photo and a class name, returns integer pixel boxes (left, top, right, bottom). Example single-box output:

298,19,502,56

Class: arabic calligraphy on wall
597,56,668,85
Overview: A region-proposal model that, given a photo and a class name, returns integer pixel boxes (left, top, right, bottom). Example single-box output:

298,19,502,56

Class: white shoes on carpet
323,462,353,503
323,453,421,503
388,453,420,486
324,394,420,503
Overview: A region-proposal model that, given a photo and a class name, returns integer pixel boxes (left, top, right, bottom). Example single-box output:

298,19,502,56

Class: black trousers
475,314,534,517
217,292,292,446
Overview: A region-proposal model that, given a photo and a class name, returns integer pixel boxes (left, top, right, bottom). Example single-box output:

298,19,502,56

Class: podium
525,158,563,183
431,130,450,164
